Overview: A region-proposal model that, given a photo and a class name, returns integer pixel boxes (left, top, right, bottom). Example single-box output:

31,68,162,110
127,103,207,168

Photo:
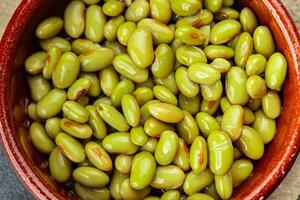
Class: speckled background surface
0,0,300,199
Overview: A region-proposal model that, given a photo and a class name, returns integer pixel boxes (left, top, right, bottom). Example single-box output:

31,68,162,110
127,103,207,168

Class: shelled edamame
26,0,287,199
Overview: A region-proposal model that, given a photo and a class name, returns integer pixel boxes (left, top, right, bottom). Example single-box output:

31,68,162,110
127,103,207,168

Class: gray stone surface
0,0,300,200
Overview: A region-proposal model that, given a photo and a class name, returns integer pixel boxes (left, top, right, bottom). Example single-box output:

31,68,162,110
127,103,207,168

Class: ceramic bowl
0,0,300,199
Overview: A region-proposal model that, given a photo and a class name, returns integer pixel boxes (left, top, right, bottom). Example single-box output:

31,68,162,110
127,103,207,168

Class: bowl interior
1,0,300,199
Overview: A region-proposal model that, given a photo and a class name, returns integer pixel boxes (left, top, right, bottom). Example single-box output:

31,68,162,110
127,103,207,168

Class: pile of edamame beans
25,0,288,199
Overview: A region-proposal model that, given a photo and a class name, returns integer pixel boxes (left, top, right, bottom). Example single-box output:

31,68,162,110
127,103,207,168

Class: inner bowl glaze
0,0,300,199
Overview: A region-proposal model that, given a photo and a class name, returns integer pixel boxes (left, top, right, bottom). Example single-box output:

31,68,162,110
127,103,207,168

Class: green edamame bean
97,103,129,132
79,73,101,97
204,0,222,13
226,67,250,105
176,45,207,66
36,88,67,119
153,85,177,105
105,41,127,56
201,80,223,101
45,117,61,139
74,183,110,200
27,75,51,102
252,110,276,144
82,0,100,5
132,87,154,106
73,166,110,187
72,39,101,55
53,52,80,89
121,179,151,200
43,47,62,79
220,97,232,113
127,28,154,68
171,0,202,16
204,45,235,60
144,117,175,137
215,8,240,21
253,26,275,58
148,102,184,123
183,169,214,195
248,98,262,111
25,51,47,75
152,44,174,78
85,5,106,43
64,0,85,38
62,101,89,123
246,75,267,99
188,63,221,85
176,9,213,28
210,19,241,44
201,99,220,115
262,90,281,119
221,105,244,141
121,94,141,127
103,0,125,17
49,147,72,183
110,170,129,200
154,72,179,95
155,131,179,165
86,105,107,139
40,37,71,52
223,0,234,7
85,141,112,171
161,190,180,200
210,58,231,73
79,48,114,72
265,52,287,90
60,118,93,139
196,112,220,137
236,126,264,160
99,66,119,97
244,107,255,125
141,138,158,153
138,18,175,45
175,26,206,45
240,7,258,34
174,138,190,171
125,0,150,22
115,155,133,174
177,111,199,144
233,147,242,160
55,132,85,163
203,184,220,200
67,77,91,101
190,136,208,174
130,151,156,189
102,132,139,154
151,165,185,189
36,17,63,39
29,122,55,154
111,79,135,107
232,159,253,187
28,103,43,122
113,54,149,83
104,15,125,41
235,32,253,67
228,33,240,49
187,193,214,200
130,126,148,146
140,100,160,125
117,22,136,46
208,130,234,175
215,171,233,200
246,54,267,76
178,94,200,116
150,0,172,24
93,97,112,107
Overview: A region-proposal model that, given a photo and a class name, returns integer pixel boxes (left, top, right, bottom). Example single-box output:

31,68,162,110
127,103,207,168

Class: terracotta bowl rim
1,0,300,199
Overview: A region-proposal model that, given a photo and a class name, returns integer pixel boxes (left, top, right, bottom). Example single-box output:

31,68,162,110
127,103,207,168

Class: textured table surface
0,0,300,199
